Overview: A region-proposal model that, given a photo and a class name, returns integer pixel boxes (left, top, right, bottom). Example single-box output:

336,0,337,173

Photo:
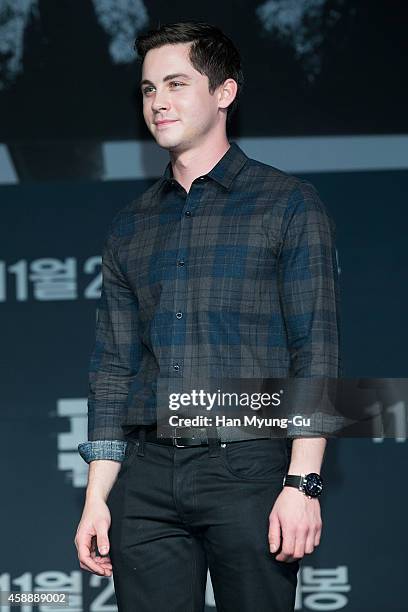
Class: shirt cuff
286,412,348,438
77,440,128,464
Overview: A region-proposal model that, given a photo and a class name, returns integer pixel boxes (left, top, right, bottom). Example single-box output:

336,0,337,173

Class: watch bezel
302,472,323,498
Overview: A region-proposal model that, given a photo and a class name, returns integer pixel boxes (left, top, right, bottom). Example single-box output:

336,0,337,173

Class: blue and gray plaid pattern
78,142,341,463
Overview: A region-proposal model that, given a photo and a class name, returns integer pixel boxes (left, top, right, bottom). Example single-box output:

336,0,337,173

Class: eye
142,81,185,96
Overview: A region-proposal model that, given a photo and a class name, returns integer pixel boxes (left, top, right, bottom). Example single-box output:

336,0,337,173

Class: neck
169,135,230,193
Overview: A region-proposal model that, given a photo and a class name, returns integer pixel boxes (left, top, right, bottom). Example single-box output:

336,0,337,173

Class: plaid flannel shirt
78,142,341,463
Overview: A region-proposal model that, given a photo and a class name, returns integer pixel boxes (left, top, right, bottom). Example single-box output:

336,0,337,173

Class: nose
151,89,170,113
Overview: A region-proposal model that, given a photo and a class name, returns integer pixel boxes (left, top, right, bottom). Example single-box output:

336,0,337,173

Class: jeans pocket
221,439,288,482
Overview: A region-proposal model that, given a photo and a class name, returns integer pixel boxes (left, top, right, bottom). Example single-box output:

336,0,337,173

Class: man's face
140,43,222,152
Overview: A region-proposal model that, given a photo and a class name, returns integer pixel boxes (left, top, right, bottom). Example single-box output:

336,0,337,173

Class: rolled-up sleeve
277,181,342,437
78,439,127,464
78,221,142,463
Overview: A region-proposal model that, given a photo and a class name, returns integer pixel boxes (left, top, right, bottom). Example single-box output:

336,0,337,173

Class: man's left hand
268,486,322,562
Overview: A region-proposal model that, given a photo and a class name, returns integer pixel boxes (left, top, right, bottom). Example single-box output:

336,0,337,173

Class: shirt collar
161,141,248,191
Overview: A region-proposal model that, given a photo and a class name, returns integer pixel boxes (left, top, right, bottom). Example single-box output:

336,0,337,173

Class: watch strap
283,474,304,490
283,472,323,498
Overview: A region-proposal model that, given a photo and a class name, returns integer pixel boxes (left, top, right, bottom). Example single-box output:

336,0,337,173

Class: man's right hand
74,499,113,577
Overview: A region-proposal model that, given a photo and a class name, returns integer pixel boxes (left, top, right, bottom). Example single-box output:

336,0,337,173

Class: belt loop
137,427,146,456
206,427,221,457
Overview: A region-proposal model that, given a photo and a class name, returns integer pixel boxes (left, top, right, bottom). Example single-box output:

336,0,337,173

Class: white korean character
34,571,82,612
89,574,117,611
29,258,77,300
297,566,350,610
56,398,89,488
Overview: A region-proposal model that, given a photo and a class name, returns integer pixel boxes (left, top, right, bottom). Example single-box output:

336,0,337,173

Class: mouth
154,120,179,128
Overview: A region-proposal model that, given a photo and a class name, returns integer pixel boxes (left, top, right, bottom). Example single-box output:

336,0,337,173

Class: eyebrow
140,73,193,88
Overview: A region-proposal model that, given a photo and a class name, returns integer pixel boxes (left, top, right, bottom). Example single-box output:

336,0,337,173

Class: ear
217,78,238,111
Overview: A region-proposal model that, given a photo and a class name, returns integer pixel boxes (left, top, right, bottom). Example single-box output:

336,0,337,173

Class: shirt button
198,176,205,181
185,210,191,217
177,259,185,266
173,363,180,371
176,312,183,319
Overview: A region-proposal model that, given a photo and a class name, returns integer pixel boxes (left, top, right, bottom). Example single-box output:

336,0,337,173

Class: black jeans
107,435,299,611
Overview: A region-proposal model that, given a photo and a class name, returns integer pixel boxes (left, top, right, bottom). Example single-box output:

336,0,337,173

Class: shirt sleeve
277,181,343,438
78,439,127,464
77,221,142,463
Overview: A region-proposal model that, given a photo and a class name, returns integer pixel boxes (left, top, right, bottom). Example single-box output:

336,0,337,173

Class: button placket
170,180,203,375
170,188,195,376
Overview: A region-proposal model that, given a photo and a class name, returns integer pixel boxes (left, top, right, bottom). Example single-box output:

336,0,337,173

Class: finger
79,561,108,575
292,526,308,559
278,541,302,563
81,562,112,577
94,554,112,563
93,556,113,569
92,544,113,569
304,529,316,555
78,544,108,575
95,558,113,569
314,516,322,546
268,513,281,554
275,525,296,562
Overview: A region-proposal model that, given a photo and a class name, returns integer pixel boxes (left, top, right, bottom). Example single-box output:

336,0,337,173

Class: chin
154,135,185,151
155,140,180,151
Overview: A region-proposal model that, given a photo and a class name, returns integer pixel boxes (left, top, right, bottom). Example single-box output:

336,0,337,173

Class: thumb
268,512,281,553
96,529,110,556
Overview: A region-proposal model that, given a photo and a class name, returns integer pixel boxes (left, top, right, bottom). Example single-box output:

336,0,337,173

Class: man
75,21,341,612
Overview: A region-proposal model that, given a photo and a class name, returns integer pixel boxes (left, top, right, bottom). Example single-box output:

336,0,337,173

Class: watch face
304,473,323,497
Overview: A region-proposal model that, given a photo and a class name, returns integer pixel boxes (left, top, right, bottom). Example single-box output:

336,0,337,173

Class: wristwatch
283,473,323,498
